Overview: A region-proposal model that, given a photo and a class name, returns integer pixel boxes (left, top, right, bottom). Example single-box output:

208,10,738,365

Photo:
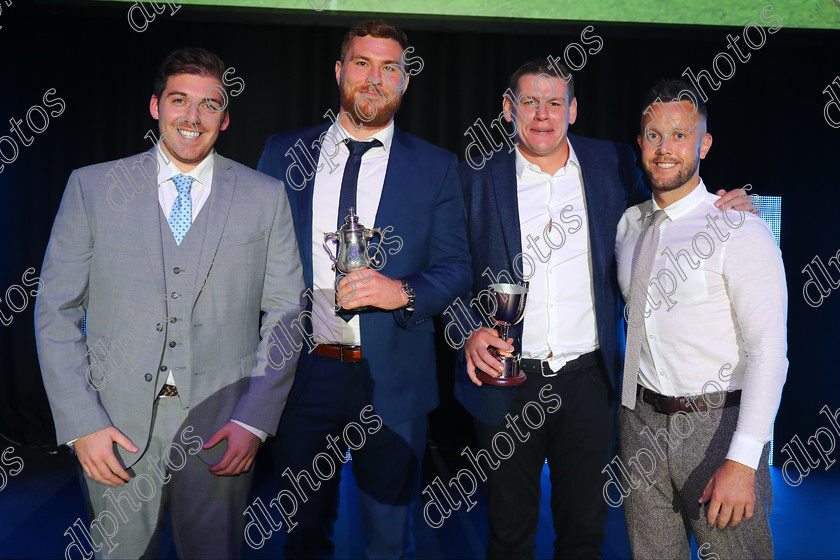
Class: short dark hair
339,20,409,62
640,79,707,129
508,57,574,101
153,47,227,100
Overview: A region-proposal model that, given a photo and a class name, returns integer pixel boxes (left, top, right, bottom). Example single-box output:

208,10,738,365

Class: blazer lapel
293,127,329,289
137,150,167,296
575,139,610,294
192,153,235,306
490,152,524,279
374,127,414,233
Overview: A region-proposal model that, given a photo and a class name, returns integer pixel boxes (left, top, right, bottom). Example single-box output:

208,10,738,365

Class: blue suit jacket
454,135,649,425
258,124,472,425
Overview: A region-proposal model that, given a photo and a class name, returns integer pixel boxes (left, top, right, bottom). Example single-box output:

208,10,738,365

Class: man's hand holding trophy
465,282,530,387
323,208,411,313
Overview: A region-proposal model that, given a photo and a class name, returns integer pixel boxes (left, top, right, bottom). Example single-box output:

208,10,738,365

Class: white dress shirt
311,122,394,346
515,141,599,373
615,180,788,468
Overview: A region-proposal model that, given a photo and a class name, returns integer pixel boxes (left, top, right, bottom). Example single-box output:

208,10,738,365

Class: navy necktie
335,138,382,319
337,139,382,229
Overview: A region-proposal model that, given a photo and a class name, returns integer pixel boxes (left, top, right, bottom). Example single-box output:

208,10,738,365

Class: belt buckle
647,389,663,413
688,394,707,412
542,361,558,377
339,346,356,363
651,397,662,413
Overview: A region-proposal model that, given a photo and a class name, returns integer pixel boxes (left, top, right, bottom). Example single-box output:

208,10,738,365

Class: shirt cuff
725,431,766,470
232,420,268,442
66,439,78,448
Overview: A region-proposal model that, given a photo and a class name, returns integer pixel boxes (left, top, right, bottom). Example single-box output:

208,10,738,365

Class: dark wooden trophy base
476,369,527,386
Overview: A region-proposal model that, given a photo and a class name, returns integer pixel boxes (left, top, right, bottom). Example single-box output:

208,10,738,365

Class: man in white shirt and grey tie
615,79,787,559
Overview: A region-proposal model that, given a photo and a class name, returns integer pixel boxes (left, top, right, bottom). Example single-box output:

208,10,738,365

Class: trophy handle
323,232,340,271
365,227,383,242
365,228,384,267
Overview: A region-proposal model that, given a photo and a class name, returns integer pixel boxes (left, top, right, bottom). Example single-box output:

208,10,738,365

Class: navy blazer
258,124,472,425
454,134,648,425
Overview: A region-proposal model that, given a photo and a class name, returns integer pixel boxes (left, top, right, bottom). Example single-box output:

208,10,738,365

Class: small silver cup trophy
476,282,529,386
323,209,383,314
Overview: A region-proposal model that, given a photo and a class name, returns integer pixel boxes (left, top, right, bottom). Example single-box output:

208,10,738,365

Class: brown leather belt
638,385,741,414
158,384,179,397
313,344,362,363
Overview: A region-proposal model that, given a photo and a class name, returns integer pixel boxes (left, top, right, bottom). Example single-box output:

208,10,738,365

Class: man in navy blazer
453,59,748,559
257,20,471,559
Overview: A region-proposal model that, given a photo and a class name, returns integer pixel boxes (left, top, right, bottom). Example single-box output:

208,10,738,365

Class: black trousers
474,352,616,559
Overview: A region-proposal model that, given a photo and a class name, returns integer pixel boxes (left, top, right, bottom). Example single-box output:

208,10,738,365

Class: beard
642,153,700,193
339,80,402,129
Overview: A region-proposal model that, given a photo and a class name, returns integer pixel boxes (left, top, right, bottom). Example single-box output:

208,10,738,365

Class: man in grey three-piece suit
34,48,304,559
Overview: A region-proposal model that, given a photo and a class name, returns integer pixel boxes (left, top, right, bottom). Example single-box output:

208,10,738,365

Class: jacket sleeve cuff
232,420,268,442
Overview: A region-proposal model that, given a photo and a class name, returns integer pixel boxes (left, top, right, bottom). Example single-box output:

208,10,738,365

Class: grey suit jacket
35,150,305,467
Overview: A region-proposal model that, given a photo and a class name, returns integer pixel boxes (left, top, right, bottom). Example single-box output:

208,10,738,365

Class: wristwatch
401,280,415,312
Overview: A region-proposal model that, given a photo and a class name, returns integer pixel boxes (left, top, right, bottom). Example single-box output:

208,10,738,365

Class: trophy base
477,354,527,386
335,305,375,315
476,370,527,386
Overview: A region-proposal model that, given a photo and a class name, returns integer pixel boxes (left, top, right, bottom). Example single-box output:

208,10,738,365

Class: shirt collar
155,144,215,188
514,138,579,179
645,178,708,222
330,119,394,154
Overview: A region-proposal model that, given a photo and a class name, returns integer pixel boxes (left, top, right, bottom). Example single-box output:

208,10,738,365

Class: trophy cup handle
365,227,383,242
323,232,340,271
365,228,384,267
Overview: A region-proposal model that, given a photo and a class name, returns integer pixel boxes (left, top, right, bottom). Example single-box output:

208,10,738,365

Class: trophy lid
342,208,362,230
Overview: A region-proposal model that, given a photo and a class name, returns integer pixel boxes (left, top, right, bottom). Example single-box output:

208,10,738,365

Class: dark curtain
1,1,837,461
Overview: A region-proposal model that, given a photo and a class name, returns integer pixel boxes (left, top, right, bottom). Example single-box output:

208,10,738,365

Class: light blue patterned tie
169,174,194,245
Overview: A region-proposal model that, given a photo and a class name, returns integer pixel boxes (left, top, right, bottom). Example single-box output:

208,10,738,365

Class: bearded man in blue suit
257,20,471,560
